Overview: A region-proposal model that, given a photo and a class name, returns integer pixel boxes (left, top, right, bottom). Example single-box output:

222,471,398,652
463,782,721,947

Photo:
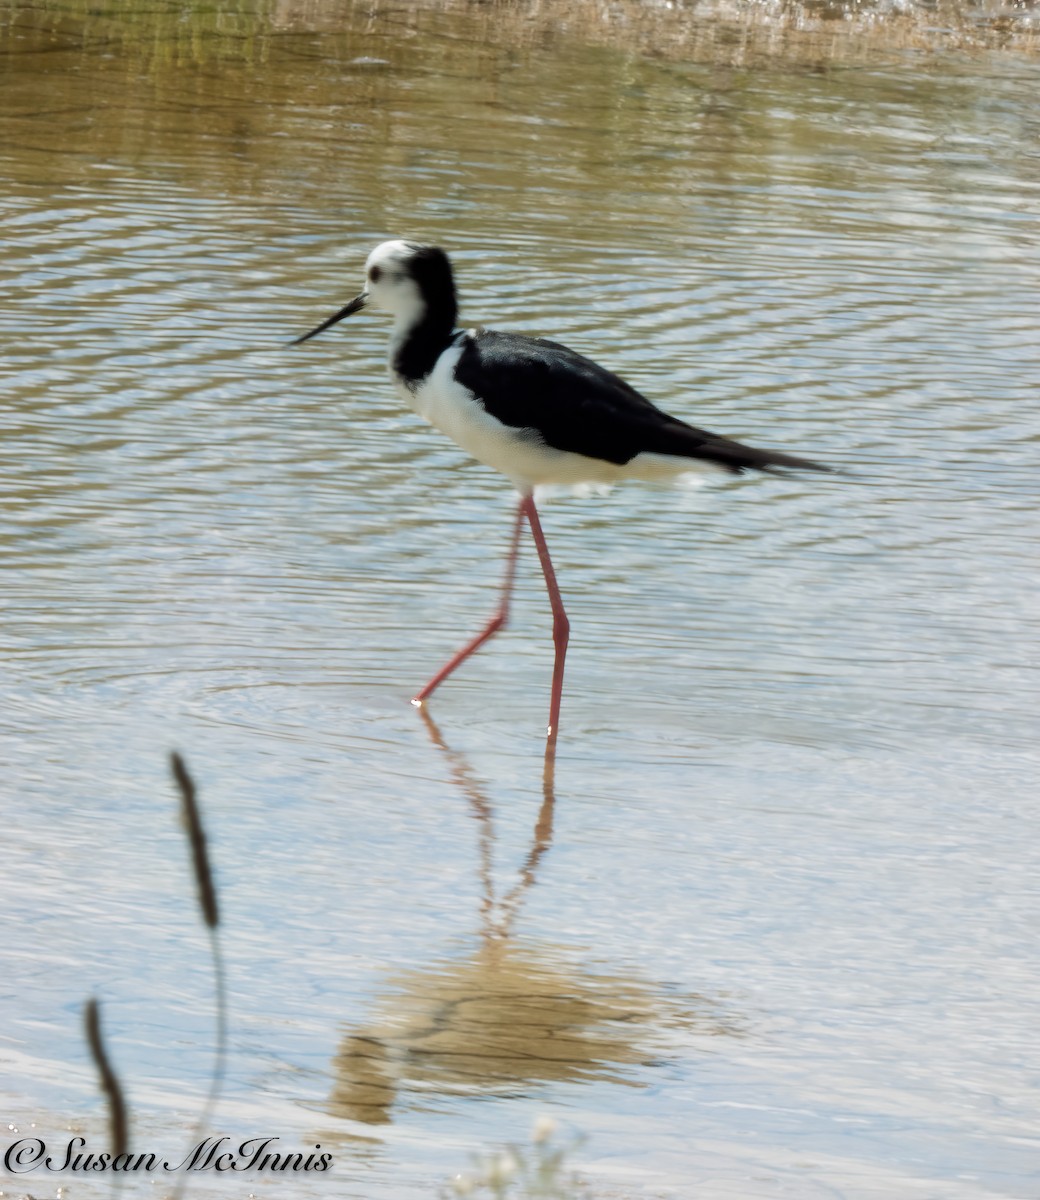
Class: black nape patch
392,245,459,384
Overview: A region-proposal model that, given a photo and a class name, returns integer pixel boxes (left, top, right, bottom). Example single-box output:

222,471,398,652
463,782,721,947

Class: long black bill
289,291,369,346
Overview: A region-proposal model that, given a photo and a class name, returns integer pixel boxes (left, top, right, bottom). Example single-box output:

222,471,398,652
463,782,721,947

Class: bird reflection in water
326,718,739,1126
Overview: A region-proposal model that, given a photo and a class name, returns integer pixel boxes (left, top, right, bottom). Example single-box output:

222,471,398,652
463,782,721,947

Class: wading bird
293,240,829,742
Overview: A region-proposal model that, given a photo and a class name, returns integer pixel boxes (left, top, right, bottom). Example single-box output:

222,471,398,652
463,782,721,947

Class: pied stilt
293,240,830,742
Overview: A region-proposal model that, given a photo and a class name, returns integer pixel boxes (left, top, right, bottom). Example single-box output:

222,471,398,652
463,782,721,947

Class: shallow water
2,2,1039,1197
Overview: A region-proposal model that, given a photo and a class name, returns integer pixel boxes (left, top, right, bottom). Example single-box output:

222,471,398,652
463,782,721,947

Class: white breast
391,341,550,489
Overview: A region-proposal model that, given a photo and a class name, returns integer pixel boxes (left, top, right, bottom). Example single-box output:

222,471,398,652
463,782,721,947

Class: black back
454,329,827,475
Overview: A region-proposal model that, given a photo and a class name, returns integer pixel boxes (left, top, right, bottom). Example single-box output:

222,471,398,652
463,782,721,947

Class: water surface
2,2,1039,1197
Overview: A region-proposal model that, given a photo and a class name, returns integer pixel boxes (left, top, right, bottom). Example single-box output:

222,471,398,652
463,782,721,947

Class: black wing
454,330,828,475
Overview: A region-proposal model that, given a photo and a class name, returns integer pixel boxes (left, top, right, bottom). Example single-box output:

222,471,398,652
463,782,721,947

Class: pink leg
412,499,525,707
520,495,570,742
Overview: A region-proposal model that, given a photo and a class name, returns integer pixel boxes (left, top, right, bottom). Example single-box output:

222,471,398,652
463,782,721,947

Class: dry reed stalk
84,997,129,1158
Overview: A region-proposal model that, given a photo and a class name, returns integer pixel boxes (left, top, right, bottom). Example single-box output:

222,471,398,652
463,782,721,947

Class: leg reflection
417,705,555,940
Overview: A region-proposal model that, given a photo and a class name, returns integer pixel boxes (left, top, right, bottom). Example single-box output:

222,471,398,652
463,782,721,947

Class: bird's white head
364,240,458,328
291,239,457,346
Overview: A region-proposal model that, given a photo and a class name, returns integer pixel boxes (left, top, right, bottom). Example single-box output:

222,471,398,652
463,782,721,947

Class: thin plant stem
169,752,227,1200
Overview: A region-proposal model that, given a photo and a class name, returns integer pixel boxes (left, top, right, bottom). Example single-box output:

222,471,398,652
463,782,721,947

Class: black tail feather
652,422,833,476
